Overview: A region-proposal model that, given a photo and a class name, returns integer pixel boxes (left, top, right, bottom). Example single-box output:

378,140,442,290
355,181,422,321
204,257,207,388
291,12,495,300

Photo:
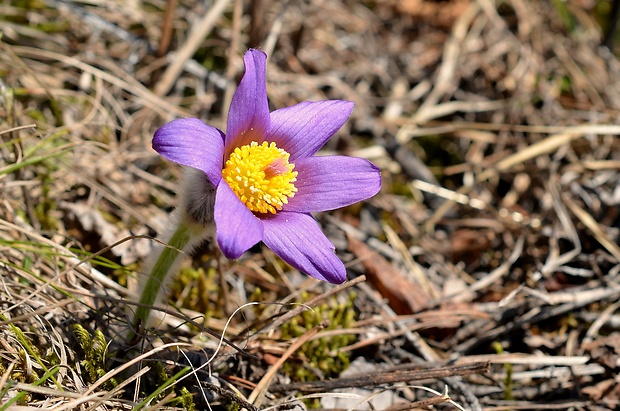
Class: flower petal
225,49,270,157
262,212,346,284
285,156,381,212
153,118,225,185
267,100,354,161
214,181,263,259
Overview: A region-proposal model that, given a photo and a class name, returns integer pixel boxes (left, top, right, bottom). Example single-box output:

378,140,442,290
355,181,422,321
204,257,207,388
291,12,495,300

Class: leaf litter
1,0,620,409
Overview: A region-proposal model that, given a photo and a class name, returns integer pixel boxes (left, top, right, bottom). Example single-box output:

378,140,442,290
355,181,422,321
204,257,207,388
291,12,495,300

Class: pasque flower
152,49,381,284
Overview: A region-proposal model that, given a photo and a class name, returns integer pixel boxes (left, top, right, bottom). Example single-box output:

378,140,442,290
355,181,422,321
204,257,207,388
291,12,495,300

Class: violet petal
225,49,270,157
153,118,225,185
267,100,354,161
262,212,346,284
214,181,264,259
285,156,381,212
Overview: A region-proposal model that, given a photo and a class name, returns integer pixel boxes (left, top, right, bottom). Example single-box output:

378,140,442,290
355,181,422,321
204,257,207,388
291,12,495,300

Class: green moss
71,324,117,390
225,401,241,411
33,21,70,33
280,292,357,382
250,287,263,310
169,266,222,324
144,361,196,411
177,387,196,411
153,360,173,401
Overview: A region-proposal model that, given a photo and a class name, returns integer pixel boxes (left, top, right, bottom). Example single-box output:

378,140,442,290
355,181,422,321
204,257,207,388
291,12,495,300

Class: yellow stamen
222,141,298,214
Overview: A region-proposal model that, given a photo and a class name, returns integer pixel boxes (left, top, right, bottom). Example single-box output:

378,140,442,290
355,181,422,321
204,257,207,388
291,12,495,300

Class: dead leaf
583,378,620,402
348,235,432,314
396,0,472,28
450,228,492,265
583,332,620,370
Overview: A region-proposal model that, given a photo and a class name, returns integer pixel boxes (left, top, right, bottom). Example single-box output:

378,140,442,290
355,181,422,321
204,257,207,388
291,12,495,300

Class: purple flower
153,49,381,284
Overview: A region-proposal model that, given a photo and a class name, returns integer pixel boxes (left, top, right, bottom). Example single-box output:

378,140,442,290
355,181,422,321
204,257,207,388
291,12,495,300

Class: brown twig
157,0,179,57
269,362,490,393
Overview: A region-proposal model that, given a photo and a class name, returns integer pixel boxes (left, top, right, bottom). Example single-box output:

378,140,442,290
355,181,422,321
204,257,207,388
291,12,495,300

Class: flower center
222,141,298,214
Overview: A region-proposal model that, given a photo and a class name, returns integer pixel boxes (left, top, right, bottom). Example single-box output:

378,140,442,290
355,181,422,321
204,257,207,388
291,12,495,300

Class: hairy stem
128,221,191,344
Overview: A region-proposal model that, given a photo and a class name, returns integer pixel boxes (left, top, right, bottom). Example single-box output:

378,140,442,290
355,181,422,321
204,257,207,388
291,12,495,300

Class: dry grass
1,0,620,409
